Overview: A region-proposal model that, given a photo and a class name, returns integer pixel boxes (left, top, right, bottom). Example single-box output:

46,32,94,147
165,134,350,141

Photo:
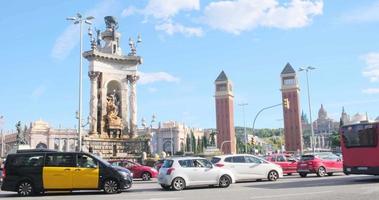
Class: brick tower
215,71,236,154
280,63,303,153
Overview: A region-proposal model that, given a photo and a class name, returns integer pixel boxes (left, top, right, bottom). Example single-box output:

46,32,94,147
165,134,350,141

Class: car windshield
162,160,174,168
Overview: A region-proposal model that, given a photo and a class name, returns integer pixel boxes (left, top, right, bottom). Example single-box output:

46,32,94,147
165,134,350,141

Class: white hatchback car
158,157,235,191
211,154,283,182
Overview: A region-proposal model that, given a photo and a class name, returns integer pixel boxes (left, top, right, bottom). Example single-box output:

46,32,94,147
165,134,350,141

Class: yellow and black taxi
1,149,133,196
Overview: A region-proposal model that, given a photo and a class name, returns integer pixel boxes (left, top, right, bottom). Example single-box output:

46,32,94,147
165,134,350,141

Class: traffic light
283,98,290,110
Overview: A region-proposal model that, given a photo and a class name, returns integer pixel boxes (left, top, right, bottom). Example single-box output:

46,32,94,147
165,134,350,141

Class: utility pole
238,103,248,153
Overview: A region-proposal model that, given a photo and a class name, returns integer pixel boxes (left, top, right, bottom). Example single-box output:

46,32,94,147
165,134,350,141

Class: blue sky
1,0,379,131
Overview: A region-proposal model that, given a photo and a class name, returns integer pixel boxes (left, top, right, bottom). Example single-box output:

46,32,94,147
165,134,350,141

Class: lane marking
250,190,333,199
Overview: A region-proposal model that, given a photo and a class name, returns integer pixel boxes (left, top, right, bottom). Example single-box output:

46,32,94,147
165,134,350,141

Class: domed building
313,104,339,134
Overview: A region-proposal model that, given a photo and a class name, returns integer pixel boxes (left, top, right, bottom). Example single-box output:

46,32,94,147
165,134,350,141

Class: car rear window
211,157,221,164
300,155,315,161
162,160,174,168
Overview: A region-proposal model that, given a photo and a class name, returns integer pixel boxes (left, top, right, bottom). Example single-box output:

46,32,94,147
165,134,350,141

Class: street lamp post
0,115,4,157
299,66,316,154
67,13,94,152
238,103,248,153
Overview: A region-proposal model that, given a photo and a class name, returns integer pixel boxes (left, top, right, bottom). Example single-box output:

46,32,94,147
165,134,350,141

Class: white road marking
250,190,333,199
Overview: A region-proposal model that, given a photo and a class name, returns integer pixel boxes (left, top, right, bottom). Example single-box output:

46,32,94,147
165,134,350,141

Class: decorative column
128,74,139,138
121,76,129,136
88,71,100,135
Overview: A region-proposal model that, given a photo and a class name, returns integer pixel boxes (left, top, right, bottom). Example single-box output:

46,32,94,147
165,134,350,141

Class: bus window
342,125,377,148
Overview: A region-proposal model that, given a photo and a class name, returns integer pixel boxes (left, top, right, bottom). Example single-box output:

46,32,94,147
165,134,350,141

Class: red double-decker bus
340,121,379,175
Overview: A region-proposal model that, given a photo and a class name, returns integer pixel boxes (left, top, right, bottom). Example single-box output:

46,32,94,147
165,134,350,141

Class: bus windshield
342,124,377,148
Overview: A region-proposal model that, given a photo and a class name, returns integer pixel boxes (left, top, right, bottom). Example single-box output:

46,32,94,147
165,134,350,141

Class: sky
1,0,379,132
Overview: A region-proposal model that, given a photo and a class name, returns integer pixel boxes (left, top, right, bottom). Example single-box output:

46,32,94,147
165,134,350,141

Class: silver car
158,157,235,191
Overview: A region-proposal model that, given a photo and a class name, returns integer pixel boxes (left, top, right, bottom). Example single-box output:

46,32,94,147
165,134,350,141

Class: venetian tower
83,16,142,139
215,71,236,154
280,63,303,153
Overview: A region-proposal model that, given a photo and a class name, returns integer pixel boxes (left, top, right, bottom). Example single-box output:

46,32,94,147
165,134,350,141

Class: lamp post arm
252,103,282,136
220,140,231,152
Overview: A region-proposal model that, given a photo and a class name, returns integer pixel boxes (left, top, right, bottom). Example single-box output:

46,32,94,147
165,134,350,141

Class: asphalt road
1,174,379,200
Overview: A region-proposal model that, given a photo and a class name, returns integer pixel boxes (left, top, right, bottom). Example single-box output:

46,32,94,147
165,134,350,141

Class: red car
154,159,165,171
266,154,298,175
109,160,158,181
297,153,343,177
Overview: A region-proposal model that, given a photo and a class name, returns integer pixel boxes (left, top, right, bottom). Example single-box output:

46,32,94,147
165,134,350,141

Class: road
1,174,379,200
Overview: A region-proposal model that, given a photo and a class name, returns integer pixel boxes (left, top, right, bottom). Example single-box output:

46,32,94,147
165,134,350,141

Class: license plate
357,167,368,170
301,164,307,166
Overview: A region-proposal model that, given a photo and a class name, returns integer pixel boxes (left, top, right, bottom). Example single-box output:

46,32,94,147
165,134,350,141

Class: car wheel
317,167,326,177
124,182,132,190
160,184,171,190
268,170,279,181
142,172,151,181
287,173,292,176
299,172,307,177
219,175,231,188
103,179,119,194
327,172,334,176
171,177,186,191
17,181,34,196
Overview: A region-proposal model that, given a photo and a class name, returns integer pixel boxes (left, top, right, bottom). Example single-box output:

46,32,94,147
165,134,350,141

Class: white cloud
138,72,180,84
202,0,323,34
362,52,379,82
31,85,47,99
51,1,116,60
362,88,379,94
122,0,202,37
122,6,137,17
155,21,203,37
342,1,379,23
123,0,200,20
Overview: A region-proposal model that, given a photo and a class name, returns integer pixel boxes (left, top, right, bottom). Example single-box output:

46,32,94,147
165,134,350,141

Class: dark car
297,153,343,177
1,149,133,196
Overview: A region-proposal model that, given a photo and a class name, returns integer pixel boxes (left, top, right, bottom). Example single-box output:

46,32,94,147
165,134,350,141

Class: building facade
215,71,236,154
280,63,303,153
1,120,78,157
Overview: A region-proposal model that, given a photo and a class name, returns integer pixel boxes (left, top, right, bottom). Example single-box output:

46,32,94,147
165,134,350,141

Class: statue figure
104,16,119,30
15,121,28,145
106,94,122,138
210,131,217,146
104,16,119,41
96,29,102,47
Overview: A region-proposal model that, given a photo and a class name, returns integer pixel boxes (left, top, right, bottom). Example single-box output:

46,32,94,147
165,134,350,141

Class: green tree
197,136,203,153
186,135,191,152
191,131,197,154
202,135,208,149
330,131,340,148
